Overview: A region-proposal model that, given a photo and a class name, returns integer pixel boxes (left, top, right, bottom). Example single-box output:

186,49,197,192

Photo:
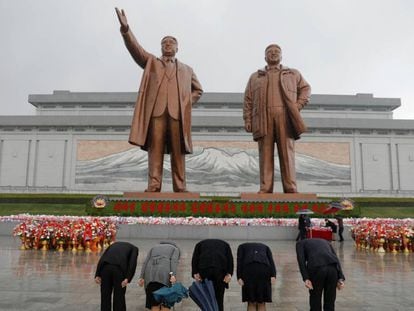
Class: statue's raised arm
115,7,203,193
115,7,129,33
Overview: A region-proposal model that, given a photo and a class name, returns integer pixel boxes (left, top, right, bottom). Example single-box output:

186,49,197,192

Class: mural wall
75,140,351,193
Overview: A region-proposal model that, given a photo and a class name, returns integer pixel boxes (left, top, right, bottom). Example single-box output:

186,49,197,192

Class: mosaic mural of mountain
75,147,351,193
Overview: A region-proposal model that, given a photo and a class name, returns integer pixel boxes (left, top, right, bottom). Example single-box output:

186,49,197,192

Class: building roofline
1,115,413,130
28,91,401,110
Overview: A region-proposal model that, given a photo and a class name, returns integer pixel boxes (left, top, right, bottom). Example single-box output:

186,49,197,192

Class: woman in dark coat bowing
237,242,277,311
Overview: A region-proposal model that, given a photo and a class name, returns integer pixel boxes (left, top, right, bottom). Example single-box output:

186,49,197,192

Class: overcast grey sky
1,0,414,119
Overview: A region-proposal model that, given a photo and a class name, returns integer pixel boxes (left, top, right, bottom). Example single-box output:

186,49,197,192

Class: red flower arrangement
13,217,116,251
351,218,414,253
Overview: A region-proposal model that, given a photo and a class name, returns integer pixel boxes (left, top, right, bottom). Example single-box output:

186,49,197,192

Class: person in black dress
296,238,345,311
237,243,277,311
95,241,139,311
191,239,234,311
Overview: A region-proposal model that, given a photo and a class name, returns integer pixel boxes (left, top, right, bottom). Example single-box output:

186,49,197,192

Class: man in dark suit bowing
296,238,345,311
191,239,234,311
95,241,139,311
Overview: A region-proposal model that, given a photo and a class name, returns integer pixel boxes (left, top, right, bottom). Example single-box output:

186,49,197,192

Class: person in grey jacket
138,241,180,310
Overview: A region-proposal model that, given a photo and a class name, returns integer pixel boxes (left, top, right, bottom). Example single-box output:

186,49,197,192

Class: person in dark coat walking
191,239,234,311
297,214,311,240
334,215,344,242
95,241,139,311
237,242,277,310
296,238,345,311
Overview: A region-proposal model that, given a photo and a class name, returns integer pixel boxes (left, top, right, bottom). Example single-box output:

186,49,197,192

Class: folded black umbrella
189,279,219,311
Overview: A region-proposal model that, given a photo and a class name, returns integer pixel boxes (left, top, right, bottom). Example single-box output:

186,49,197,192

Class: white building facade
0,91,413,196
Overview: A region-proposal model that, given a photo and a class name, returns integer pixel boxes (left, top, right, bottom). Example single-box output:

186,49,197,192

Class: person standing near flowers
297,214,311,241
334,215,344,242
95,241,139,311
296,238,345,311
324,218,338,241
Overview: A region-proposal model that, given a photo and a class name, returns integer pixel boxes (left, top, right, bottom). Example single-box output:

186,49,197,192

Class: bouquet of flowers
12,216,117,251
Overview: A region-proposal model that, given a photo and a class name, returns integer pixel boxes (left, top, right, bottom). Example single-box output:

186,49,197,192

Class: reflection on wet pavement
1,236,413,310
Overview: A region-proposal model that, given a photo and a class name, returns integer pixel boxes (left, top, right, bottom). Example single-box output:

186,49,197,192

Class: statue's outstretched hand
115,7,129,32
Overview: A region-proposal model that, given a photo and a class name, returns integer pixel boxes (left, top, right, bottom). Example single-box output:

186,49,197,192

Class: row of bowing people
95,238,345,311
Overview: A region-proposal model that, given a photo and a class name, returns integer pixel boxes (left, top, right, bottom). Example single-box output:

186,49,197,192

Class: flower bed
3,215,414,253
3,214,354,227
11,216,116,251
88,200,336,218
350,218,414,253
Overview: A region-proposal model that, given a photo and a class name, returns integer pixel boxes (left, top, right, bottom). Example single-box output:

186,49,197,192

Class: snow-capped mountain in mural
75,147,350,193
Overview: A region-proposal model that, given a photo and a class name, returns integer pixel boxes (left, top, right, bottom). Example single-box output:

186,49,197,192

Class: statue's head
265,44,282,66
161,36,178,57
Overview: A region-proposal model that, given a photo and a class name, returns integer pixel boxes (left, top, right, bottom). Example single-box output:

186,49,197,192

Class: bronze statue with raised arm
115,8,203,192
243,44,311,193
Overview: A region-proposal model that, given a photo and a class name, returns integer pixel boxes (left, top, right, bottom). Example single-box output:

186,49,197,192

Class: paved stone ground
0,235,414,310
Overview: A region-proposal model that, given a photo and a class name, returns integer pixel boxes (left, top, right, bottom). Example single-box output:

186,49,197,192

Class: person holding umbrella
138,241,181,310
191,239,234,311
237,242,277,310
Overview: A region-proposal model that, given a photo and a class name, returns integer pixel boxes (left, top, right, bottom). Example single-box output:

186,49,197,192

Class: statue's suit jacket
243,66,311,140
121,29,203,154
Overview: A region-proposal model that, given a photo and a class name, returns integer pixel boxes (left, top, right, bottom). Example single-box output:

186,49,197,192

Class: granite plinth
123,192,200,199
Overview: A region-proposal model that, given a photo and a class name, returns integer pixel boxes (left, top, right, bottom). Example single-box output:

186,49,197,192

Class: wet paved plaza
1,235,414,311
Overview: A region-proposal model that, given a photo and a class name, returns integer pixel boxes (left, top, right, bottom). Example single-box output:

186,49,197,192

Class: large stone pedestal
123,192,200,199
240,192,317,200
88,192,328,218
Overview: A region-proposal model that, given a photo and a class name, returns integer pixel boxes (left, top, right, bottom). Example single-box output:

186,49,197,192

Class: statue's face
265,47,282,65
161,37,178,57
